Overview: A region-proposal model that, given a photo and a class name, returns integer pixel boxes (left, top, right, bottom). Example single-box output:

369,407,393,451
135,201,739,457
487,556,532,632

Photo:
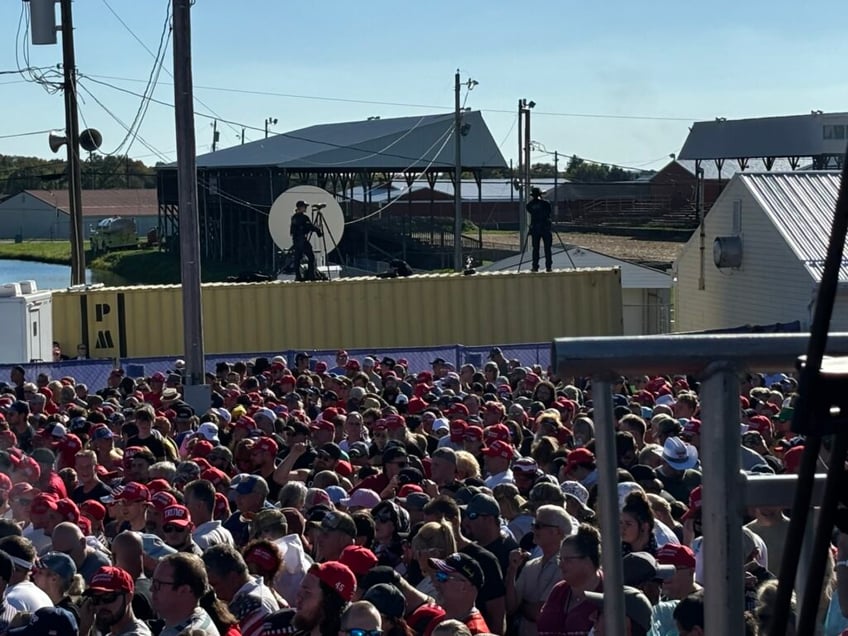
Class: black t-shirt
71,480,113,505
132,577,156,621
258,463,283,503
127,435,168,461
459,542,505,623
278,445,317,471
484,534,519,577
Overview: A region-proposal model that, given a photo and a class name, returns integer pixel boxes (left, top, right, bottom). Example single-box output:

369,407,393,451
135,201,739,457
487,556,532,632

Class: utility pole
60,0,85,286
517,100,524,241
265,117,277,139
553,150,559,219
454,71,462,272
211,119,219,152
517,99,535,244
241,128,245,145
172,0,206,391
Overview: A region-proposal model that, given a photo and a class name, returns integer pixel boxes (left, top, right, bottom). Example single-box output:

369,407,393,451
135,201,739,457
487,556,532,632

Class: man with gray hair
506,505,573,636
224,474,272,548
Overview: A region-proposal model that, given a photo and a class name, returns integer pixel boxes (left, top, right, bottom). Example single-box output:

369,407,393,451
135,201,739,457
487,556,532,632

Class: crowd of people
0,347,840,635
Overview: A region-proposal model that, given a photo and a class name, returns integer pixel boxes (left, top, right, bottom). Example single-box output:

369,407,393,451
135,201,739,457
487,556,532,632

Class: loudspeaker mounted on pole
48,128,102,153
28,0,58,45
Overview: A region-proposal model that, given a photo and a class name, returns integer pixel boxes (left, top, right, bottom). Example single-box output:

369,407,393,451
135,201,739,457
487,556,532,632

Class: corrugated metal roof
479,245,671,289
740,171,846,282
678,112,848,160
676,158,800,180
187,111,508,171
346,178,560,203
17,189,158,217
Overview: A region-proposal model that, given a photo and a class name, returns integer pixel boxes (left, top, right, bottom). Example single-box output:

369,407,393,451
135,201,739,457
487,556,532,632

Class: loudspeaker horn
48,131,67,154
80,128,102,152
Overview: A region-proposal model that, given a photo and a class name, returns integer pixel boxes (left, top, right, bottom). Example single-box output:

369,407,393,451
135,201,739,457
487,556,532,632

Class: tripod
305,205,340,281
516,226,576,273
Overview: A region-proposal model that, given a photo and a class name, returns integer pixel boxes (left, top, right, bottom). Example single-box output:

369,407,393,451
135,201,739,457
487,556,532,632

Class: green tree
564,155,639,182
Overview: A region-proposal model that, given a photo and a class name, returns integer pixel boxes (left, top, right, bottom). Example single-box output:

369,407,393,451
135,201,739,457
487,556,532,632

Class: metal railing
552,332,848,636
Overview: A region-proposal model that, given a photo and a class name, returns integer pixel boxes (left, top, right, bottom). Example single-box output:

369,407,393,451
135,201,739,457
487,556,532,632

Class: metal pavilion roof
740,171,847,282
191,111,508,172
678,112,848,161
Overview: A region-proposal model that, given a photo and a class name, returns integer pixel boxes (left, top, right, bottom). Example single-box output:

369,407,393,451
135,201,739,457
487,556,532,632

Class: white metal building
480,246,672,335
674,171,848,332
0,189,158,241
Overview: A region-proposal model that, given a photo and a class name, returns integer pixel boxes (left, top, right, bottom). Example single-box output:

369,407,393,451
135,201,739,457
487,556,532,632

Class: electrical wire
81,76,472,166
0,129,54,140
83,72,702,123
100,0,246,142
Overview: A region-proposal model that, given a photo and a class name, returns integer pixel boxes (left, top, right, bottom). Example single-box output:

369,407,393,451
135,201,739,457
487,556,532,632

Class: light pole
264,117,278,139
454,70,477,272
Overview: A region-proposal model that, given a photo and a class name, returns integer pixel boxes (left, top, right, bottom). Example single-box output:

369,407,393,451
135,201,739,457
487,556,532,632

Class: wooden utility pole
60,0,85,285
454,71,462,272
172,0,206,388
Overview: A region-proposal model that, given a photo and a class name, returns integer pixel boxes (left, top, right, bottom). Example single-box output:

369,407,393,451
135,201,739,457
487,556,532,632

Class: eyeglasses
162,524,186,533
532,521,559,531
91,593,122,605
343,630,382,636
151,579,177,592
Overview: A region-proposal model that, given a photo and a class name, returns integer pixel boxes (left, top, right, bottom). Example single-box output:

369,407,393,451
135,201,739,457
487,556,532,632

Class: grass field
0,241,243,284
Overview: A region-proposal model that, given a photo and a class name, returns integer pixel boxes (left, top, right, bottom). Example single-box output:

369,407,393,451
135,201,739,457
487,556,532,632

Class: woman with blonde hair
454,450,481,481
410,521,457,599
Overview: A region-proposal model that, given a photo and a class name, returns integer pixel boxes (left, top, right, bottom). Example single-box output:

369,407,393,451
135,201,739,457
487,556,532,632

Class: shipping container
51,268,623,358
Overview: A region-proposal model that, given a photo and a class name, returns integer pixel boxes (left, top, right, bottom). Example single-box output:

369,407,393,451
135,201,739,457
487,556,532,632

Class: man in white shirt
203,543,282,636
0,534,52,611
483,440,515,490
184,479,234,550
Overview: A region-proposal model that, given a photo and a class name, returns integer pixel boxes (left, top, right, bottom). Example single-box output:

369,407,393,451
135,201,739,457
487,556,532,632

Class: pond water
0,259,129,290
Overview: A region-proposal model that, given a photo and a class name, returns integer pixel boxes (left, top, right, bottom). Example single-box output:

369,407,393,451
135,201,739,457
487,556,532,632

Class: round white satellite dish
268,185,345,255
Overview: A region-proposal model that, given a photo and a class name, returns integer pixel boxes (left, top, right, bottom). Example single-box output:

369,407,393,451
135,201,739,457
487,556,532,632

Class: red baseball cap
482,439,513,459
683,419,701,436
345,360,361,371
783,445,804,473
322,408,340,421
747,415,772,434
234,416,257,431
113,482,150,504
564,448,595,473
449,419,467,442
308,561,357,602
338,545,378,576
162,504,192,528
448,404,469,418
310,420,334,433
656,543,696,569
12,455,40,481
244,545,281,574
463,426,484,442
0,473,12,494
191,440,214,458
79,500,107,521
87,566,134,594
398,484,423,498
147,479,172,494
150,491,178,512
201,467,230,488
214,492,230,520
483,423,511,444
56,498,79,523
30,493,59,515
681,486,702,521
384,414,406,431
252,437,279,456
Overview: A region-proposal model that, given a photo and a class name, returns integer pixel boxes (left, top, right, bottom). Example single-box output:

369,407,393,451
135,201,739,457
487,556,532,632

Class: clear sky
2,0,847,171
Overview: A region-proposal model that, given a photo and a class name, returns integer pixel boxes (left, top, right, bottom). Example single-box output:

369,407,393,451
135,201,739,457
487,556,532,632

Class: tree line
481,156,650,182
0,153,157,197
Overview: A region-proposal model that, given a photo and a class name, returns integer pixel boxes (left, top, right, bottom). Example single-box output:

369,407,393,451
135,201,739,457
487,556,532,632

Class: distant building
481,246,672,335
0,189,158,241
674,171,848,332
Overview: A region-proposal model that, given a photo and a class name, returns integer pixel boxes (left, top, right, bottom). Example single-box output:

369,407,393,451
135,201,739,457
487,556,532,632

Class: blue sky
2,0,847,170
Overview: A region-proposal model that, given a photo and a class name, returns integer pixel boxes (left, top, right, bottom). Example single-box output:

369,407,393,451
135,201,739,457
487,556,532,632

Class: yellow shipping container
51,268,623,358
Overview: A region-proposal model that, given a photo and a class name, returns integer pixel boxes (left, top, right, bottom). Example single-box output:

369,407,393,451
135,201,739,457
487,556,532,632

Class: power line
0,129,53,140
82,72,701,123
